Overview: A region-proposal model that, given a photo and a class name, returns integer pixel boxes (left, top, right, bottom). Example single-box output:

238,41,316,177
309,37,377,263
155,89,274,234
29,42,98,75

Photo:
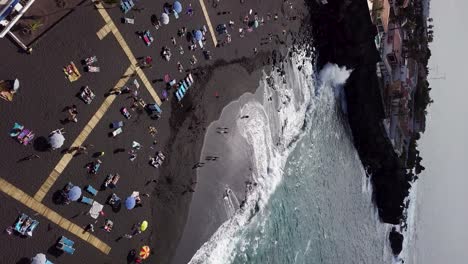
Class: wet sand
171,65,266,264
154,57,271,264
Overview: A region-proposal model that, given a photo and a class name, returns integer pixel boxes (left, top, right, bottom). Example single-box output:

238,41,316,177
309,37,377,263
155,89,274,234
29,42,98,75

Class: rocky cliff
304,0,412,226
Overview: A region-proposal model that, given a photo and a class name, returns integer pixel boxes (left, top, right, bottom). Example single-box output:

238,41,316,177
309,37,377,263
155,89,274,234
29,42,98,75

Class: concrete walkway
0,177,111,254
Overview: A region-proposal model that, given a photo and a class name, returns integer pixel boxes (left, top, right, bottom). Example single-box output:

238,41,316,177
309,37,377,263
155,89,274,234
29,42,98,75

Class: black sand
0,0,308,263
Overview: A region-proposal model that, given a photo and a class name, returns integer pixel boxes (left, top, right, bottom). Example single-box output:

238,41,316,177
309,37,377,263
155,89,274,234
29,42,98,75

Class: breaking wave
188,49,351,264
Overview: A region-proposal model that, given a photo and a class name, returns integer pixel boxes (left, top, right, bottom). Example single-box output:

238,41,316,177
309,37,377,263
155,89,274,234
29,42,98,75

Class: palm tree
22,20,43,35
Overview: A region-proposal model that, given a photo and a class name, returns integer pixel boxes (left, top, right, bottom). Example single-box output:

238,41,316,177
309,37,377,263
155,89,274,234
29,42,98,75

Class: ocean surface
181,51,406,264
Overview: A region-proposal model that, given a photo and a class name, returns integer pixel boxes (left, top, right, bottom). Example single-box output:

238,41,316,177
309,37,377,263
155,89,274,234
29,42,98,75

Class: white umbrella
13,78,19,92
48,132,65,149
161,13,169,25
31,253,47,264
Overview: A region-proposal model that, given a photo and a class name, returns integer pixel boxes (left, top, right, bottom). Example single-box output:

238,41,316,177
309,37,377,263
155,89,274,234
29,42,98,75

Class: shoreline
151,52,275,263
171,66,262,264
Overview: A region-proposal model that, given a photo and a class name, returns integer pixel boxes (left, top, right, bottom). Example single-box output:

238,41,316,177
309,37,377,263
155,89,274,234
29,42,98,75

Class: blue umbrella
125,196,136,209
173,1,182,13
68,186,82,201
194,30,203,41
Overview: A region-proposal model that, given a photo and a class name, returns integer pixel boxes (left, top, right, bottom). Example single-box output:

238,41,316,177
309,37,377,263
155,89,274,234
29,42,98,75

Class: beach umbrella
139,245,150,259
67,186,82,201
161,13,169,25
194,30,203,41
140,220,148,232
31,253,47,264
125,196,136,209
48,132,65,149
173,1,182,13
12,78,19,91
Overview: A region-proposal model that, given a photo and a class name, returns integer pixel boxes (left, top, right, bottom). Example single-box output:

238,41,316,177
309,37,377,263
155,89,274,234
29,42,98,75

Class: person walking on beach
76,145,88,155
86,223,95,233
192,162,205,169
25,154,40,160
66,105,78,123
186,4,193,16
177,62,184,72
18,154,40,162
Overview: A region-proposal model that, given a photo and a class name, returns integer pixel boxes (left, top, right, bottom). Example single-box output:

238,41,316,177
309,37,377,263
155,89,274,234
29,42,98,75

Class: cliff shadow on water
304,0,412,225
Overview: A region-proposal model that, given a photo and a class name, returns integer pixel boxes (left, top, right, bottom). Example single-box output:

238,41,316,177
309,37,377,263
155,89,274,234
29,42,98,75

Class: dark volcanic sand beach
0,0,308,263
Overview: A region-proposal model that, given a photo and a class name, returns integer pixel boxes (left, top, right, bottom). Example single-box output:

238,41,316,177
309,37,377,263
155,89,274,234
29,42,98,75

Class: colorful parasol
140,220,148,232
139,245,150,259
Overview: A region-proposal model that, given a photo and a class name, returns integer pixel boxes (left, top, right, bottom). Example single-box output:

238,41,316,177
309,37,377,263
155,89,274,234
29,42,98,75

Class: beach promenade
0,0,306,263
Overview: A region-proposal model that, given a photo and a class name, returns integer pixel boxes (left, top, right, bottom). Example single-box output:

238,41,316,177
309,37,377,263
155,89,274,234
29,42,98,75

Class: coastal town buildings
369,0,425,156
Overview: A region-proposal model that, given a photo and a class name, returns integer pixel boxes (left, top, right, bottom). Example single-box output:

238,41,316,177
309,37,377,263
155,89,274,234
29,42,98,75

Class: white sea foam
188,50,352,264
390,182,418,264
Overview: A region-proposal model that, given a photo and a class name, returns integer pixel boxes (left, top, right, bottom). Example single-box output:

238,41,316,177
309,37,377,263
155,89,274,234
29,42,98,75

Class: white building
0,0,36,38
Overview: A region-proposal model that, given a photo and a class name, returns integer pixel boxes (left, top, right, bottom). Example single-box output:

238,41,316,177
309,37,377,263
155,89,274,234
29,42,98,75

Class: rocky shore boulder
389,227,404,255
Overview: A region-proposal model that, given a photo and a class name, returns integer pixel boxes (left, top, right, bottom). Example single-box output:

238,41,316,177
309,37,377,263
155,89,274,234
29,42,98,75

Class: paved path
34,65,134,202
94,1,162,106
0,177,111,254
198,0,218,47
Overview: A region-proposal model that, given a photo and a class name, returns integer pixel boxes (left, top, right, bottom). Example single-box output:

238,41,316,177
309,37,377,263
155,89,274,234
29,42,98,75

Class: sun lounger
9,122,24,137
143,35,151,45
176,90,183,100
14,214,28,233
85,185,98,196
111,121,124,129
112,127,123,137
188,73,194,83
59,236,75,247
147,103,162,114
57,243,75,255
14,213,39,237
175,91,181,101
26,220,39,234
133,78,140,88
179,91,184,100
153,104,162,113
17,129,29,139
182,80,189,89
185,77,192,86
80,196,94,205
